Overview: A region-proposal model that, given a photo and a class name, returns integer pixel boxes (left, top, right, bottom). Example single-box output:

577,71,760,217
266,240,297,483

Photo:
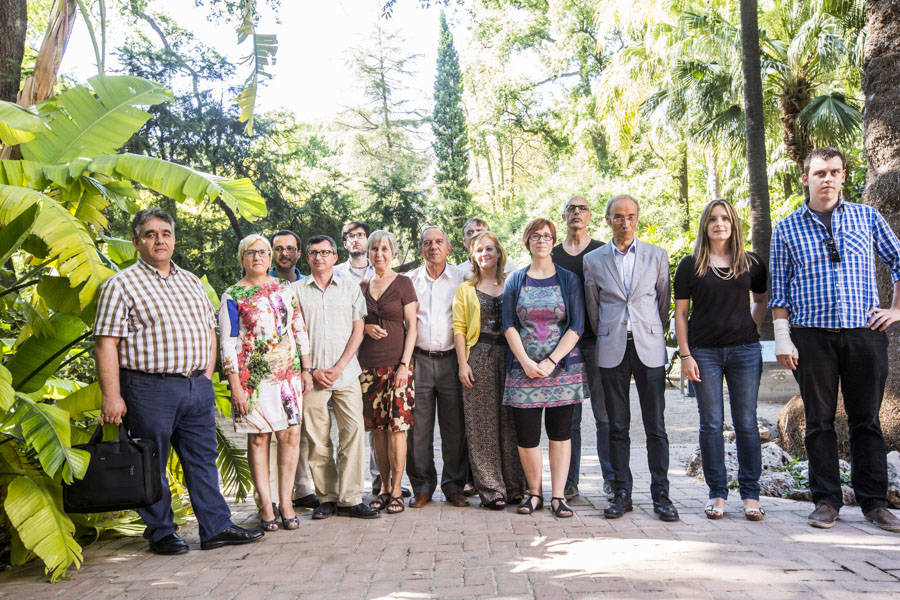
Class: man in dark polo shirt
95,208,263,554
551,195,614,500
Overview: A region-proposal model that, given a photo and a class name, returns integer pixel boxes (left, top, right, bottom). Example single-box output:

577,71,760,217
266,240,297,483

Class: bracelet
546,355,558,365
681,354,692,360
399,362,409,368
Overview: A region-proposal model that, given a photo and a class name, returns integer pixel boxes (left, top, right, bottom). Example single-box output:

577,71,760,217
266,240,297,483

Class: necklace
709,265,735,281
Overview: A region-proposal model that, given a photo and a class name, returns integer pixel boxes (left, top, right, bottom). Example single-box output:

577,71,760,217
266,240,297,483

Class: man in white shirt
334,221,376,283
406,226,470,508
456,218,516,278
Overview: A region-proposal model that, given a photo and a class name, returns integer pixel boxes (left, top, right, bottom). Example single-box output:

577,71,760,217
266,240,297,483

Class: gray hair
367,230,398,256
418,225,449,248
131,207,174,237
605,194,640,217
237,233,271,264
563,195,588,218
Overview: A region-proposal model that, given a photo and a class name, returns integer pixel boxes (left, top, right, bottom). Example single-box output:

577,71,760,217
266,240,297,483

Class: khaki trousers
302,380,366,506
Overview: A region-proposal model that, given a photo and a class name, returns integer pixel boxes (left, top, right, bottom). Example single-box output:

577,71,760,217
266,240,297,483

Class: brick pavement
2,386,898,599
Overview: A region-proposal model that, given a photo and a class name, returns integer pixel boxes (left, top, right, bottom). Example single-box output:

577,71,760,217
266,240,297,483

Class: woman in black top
674,200,768,521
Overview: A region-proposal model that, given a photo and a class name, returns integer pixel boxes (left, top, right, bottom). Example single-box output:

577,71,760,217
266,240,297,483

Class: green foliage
433,12,472,261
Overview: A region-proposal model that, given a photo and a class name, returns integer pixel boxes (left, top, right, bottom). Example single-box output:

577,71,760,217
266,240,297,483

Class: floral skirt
234,376,302,434
360,365,415,432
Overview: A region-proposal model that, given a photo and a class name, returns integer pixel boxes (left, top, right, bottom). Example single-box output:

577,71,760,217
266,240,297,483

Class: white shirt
408,262,464,351
456,258,517,279
613,241,637,331
334,259,375,283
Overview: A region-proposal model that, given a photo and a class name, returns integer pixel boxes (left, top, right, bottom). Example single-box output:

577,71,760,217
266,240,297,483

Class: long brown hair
692,199,750,277
468,231,507,287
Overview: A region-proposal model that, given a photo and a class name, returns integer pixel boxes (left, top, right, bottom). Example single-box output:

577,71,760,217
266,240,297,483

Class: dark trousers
600,339,670,500
407,352,469,497
791,327,889,512
568,341,614,487
121,370,233,542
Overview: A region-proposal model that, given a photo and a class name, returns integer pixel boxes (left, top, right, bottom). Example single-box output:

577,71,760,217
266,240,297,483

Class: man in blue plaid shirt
770,147,900,533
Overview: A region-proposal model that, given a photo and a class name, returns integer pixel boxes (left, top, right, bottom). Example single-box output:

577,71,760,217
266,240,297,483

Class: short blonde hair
468,231,508,287
522,218,556,254
367,230,398,256
237,233,271,264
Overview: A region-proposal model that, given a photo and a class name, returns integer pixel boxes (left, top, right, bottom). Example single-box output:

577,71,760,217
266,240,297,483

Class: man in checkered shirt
769,147,900,533
95,208,264,554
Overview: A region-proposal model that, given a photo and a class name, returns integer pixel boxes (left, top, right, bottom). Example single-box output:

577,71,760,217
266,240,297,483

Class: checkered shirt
768,199,900,328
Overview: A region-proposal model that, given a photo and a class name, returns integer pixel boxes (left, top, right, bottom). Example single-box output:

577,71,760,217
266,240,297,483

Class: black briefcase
63,423,163,513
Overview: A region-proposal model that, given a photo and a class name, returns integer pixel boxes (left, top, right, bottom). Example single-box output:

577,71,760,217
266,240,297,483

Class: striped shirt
94,258,217,375
768,199,900,328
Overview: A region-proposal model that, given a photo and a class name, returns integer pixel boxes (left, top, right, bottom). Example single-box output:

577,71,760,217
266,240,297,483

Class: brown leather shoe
864,506,900,533
409,492,431,508
447,491,469,507
808,502,838,529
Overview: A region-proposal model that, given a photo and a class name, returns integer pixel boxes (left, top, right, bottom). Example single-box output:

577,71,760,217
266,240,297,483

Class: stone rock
887,450,900,509
684,441,792,482
786,488,812,501
684,446,703,478
759,472,795,498
842,485,857,506
777,393,900,460
761,442,793,471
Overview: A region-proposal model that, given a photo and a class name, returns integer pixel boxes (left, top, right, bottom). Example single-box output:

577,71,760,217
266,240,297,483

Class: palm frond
11,394,90,483
216,426,252,502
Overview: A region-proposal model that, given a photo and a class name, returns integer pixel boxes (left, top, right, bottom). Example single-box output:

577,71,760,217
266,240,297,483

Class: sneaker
863,506,900,533
808,502,838,529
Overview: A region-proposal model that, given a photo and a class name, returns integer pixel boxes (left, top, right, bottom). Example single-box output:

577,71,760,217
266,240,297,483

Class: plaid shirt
768,199,900,328
94,258,217,375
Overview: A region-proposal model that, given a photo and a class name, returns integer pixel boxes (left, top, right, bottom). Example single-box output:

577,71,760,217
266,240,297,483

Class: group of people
95,146,900,556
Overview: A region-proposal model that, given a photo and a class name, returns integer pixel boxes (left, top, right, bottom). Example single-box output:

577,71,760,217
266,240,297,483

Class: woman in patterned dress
453,231,526,509
502,219,588,518
358,230,418,514
219,234,313,531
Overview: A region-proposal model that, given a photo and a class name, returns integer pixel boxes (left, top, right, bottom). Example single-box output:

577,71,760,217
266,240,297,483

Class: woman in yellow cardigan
452,232,526,509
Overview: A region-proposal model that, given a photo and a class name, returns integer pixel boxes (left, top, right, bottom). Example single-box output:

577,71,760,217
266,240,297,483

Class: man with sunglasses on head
770,146,900,532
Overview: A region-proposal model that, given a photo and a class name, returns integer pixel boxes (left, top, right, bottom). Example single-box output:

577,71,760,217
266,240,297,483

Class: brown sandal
369,493,390,511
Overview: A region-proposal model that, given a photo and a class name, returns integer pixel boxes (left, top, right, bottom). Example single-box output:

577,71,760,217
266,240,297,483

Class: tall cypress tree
432,11,472,260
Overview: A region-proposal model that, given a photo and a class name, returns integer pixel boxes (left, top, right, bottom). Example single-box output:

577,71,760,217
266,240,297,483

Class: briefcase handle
88,423,140,446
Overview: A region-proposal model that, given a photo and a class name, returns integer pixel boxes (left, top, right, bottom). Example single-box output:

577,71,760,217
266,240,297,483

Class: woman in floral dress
219,234,312,531
502,219,587,518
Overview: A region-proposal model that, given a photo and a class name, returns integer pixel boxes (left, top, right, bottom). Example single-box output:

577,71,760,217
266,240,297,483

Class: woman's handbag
62,423,163,513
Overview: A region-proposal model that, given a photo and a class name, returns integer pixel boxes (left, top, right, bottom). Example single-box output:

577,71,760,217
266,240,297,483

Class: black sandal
517,494,543,515
259,503,280,531
484,497,506,511
550,497,573,518
385,496,405,514
369,493,390,511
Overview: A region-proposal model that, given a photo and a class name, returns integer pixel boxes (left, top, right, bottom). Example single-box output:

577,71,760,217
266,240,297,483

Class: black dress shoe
200,525,264,550
312,501,337,520
653,496,680,522
292,493,320,509
150,533,189,555
604,492,633,519
337,502,381,519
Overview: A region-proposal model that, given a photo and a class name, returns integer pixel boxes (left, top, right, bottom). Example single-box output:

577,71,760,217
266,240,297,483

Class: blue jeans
567,342,614,487
691,344,762,501
121,369,233,542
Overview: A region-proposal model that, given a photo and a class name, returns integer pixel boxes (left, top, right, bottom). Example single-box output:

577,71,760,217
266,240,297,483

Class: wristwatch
303,367,314,373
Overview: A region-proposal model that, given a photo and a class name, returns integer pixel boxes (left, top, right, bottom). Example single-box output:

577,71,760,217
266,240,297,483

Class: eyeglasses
611,215,638,224
823,238,841,263
566,205,590,214
273,246,298,254
528,233,554,243
307,249,335,258
344,232,367,241
243,249,271,258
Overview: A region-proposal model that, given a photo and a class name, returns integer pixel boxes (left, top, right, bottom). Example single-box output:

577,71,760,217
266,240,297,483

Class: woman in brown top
358,230,418,514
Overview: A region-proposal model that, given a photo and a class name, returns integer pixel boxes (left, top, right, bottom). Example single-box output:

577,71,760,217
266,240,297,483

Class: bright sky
59,0,448,123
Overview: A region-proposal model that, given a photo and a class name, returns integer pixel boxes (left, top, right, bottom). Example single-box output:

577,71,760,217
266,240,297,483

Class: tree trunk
0,0,26,103
678,147,690,232
739,0,773,338
215,198,244,240
782,173,793,199
862,0,900,395
706,145,721,200
18,0,77,107
779,80,812,171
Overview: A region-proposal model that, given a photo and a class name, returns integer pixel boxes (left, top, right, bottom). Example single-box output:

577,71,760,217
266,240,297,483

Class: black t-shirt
673,252,768,349
552,239,604,341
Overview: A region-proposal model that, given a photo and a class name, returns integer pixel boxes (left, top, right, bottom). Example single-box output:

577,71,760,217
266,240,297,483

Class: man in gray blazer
583,194,678,522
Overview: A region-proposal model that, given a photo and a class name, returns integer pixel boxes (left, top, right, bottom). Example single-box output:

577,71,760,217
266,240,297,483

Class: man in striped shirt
770,147,900,533
95,208,264,554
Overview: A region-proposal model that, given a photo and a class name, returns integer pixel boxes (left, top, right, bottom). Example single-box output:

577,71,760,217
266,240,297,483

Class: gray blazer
583,239,670,369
